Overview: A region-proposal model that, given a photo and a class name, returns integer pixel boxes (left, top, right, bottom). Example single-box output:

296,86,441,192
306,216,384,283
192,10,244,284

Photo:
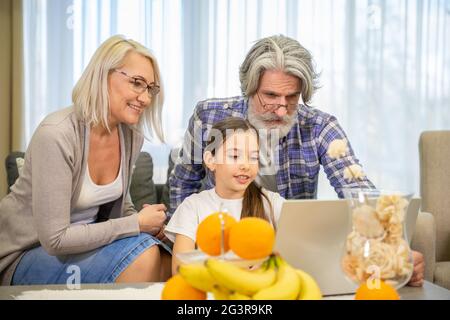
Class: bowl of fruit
162,212,323,300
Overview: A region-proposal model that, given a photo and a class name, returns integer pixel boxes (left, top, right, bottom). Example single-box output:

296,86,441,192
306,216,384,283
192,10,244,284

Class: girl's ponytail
242,181,277,230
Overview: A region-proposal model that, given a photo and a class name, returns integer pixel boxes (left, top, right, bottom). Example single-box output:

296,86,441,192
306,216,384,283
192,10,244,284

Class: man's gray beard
247,100,298,139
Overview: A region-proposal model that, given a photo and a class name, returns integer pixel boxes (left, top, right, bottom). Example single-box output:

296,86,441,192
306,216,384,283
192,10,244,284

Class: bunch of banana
178,263,217,292
252,257,301,300
205,257,278,296
295,268,323,300
178,255,322,300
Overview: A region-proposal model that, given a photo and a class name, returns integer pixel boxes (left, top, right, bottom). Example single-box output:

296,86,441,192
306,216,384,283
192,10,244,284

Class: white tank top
72,161,123,225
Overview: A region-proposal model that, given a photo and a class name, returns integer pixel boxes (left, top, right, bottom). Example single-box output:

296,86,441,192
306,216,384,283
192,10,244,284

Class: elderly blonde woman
0,35,171,285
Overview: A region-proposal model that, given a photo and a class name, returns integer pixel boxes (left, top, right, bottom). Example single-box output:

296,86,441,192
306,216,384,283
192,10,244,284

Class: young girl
164,117,285,274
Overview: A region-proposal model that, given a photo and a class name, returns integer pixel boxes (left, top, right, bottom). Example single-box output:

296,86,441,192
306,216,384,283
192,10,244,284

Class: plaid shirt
168,96,374,213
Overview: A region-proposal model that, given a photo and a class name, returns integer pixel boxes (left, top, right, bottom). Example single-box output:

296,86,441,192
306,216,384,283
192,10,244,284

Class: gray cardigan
0,107,143,285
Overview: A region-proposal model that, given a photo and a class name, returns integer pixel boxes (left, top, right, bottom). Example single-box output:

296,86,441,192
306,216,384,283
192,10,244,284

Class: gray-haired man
170,34,374,210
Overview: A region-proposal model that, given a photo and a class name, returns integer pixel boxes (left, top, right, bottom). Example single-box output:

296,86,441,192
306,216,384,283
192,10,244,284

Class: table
0,280,449,300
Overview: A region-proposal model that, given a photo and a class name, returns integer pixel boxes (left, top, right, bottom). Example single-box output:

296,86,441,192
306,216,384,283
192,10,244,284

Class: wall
0,0,12,198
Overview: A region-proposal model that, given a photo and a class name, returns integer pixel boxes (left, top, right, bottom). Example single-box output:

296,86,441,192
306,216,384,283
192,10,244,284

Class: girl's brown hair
205,117,276,229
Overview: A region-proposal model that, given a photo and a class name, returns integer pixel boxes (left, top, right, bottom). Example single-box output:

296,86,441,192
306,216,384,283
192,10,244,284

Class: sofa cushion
129,151,157,211
5,151,25,193
434,261,450,290
419,131,450,262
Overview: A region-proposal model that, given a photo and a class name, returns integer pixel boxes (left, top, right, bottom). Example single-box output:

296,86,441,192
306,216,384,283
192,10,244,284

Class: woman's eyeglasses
113,69,160,97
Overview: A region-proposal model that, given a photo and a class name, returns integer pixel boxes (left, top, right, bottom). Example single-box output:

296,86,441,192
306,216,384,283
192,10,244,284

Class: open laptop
274,197,421,296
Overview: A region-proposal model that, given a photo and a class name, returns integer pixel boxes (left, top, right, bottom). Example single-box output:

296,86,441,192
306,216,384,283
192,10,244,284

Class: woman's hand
137,204,167,235
155,224,168,241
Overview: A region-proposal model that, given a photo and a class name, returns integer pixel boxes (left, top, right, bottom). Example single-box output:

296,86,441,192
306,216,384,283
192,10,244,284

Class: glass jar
341,188,414,289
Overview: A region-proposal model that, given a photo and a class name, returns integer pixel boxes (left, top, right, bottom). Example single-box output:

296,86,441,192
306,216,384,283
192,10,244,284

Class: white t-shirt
71,162,123,225
164,188,285,243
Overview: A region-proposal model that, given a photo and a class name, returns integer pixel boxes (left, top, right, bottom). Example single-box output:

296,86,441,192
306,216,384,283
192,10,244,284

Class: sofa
416,131,450,289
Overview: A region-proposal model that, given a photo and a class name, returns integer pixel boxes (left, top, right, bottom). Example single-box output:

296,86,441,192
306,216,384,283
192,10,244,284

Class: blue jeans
12,234,171,285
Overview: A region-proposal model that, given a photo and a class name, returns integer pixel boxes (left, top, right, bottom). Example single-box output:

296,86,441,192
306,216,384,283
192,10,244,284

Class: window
22,0,450,196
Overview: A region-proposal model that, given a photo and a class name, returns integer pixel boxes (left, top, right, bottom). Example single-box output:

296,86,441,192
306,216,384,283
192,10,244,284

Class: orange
229,217,275,260
196,212,237,256
354,280,400,300
161,274,207,300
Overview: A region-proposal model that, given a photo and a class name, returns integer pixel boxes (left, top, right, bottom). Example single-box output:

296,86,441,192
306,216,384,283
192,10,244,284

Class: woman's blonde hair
72,34,164,141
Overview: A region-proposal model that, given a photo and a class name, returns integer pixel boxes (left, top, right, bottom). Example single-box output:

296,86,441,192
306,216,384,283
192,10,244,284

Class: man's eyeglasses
256,91,299,113
113,69,160,97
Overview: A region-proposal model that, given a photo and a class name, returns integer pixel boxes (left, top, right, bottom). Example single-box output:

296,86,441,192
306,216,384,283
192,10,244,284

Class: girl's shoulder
177,189,217,210
183,188,216,202
173,189,225,223
260,188,285,223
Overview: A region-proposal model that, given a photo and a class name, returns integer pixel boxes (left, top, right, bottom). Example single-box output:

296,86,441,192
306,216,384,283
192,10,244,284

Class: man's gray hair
239,35,319,104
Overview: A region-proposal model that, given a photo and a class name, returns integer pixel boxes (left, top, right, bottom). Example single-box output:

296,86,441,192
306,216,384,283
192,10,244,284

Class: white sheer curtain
22,0,450,196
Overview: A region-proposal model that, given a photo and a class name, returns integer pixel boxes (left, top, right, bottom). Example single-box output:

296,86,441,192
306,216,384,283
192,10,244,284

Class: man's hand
408,250,425,287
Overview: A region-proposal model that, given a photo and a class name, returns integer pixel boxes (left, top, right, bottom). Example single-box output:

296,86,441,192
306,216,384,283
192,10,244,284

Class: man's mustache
258,113,291,123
